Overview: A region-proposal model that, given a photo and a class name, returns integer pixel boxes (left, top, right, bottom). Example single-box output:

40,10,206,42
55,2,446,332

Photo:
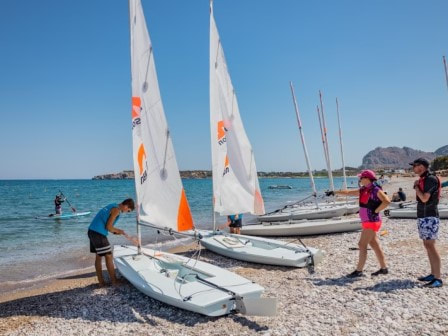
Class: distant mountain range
361,145,448,169
93,145,448,179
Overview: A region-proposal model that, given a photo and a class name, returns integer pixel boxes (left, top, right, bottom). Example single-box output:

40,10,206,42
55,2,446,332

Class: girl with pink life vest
328,169,391,278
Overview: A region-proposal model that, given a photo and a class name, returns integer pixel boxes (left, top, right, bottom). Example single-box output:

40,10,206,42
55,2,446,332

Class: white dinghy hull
386,207,448,219
258,204,358,222
199,231,324,268
241,217,362,236
114,245,266,317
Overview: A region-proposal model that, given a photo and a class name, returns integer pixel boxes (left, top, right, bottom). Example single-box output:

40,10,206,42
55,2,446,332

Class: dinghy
199,231,323,267
114,0,275,317
256,83,358,223
199,2,322,269
258,203,358,222
269,185,293,189
241,217,362,237
385,206,448,219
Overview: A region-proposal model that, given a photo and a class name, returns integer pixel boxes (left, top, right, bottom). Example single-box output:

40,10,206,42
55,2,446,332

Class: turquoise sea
0,177,355,293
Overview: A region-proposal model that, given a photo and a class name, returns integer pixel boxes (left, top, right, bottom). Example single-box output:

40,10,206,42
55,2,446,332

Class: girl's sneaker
371,268,388,276
346,270,363,278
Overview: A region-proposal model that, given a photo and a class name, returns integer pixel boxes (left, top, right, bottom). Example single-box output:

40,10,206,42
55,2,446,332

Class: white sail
129,0,193,231
209,2,265,216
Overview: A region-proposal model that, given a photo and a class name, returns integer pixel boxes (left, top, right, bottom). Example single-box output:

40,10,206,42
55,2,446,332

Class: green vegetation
432,156,448,171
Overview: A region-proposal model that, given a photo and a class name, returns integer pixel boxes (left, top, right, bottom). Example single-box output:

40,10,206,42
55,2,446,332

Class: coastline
1,176,447,335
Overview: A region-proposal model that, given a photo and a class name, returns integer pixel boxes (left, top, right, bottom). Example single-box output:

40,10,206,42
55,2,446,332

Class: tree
432,156,448,171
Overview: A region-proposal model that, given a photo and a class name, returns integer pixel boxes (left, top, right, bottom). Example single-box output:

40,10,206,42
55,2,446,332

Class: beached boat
385,205,448,219
199,3,322,269
241,217,362,237
258,83,358,223
199,231,323,267
114,0,275,317
258,203,358,222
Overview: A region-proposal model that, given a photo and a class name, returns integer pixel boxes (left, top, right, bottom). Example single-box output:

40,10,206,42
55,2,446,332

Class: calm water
0,177,355,292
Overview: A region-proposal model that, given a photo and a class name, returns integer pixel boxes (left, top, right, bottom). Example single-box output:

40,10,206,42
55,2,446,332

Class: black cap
409,158,430,168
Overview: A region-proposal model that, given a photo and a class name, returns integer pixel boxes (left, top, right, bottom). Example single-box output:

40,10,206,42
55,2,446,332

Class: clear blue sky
0,0,447,179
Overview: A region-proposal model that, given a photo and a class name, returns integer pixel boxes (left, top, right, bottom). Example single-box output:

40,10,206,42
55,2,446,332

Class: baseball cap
409,158,430,168
357,169,377,180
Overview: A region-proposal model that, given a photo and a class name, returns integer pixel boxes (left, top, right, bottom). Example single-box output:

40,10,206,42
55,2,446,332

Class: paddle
59,190,77,213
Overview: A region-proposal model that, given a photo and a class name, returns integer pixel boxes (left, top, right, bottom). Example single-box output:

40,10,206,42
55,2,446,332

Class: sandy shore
1,176,447,335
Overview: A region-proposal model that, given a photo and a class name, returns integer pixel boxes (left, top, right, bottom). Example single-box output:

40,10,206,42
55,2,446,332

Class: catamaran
113,0,276,317
198,1,323,269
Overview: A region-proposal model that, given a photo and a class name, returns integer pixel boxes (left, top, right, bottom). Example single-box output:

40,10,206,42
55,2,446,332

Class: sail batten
210,3,265,216
130,0,193,231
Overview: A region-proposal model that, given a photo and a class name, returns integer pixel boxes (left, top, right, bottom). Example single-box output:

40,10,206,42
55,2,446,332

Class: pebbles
0,177,447,335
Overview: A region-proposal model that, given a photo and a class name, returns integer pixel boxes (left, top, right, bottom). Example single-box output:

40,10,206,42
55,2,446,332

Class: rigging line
162,128,170,173
444,56,448,92
143,46,153,92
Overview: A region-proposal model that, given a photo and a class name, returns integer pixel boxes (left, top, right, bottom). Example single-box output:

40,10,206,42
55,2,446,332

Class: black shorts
88,230,113,256
229,219,242,228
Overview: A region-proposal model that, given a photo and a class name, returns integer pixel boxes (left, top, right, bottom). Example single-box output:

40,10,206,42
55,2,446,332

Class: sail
209,2,265,216
129,0,193,231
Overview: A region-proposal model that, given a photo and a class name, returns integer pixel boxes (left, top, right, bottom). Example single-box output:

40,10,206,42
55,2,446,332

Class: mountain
361,146,437,169
435,145,448,156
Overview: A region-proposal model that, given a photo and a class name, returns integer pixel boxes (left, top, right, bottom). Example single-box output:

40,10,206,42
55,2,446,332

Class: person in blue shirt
442,180,448,188
226,214,243,234
87,198,134,286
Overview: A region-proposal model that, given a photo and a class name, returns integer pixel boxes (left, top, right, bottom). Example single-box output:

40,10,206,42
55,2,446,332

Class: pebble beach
1,176,447,336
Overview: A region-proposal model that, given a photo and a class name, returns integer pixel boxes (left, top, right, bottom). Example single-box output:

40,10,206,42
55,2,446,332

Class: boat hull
241,217,362,236
114,245,264,316
258,204,358,222
199,231,324,267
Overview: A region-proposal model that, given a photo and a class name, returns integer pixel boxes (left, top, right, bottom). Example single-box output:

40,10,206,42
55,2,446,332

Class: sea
0,177,356,293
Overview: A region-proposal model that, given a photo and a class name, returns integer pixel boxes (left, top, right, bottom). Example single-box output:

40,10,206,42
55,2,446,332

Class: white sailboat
198,1,323,269
114,0,275,317
257,84,358,223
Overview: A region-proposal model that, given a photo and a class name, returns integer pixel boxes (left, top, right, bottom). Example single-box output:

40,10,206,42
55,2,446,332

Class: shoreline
1,176,447,335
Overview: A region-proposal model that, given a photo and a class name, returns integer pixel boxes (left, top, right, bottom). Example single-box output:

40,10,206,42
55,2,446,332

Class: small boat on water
268,185,293,189
242,217,361,236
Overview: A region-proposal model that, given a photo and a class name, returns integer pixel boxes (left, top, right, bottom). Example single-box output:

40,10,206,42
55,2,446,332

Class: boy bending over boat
87,199,135,286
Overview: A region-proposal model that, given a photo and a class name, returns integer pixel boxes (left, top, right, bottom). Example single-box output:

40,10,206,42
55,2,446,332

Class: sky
0,0,447,179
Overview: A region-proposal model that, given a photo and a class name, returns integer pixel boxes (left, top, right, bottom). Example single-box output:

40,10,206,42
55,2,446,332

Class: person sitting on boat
391,188,406,202
326,169,390,278
87,198,135,287
225,214,243,234
54,194,65,215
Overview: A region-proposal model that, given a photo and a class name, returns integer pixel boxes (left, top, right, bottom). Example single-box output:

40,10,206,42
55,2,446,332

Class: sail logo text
217,120,228,146
137,143,148,184
132,96,142,129
222,155,229,177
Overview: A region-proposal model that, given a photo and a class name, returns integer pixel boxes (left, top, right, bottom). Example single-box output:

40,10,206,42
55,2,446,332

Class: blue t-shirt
88,203,120,236
228,214,243,221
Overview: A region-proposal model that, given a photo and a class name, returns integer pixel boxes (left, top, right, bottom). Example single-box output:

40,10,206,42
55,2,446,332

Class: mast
336,97,347,190
443,56,448,92
318,90,335,192
289,82,319,207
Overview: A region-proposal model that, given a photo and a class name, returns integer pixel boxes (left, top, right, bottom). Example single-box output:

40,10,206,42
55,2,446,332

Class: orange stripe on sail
132,96,141,119
137,144,146,175
254,189,265,215
177,188,194,231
